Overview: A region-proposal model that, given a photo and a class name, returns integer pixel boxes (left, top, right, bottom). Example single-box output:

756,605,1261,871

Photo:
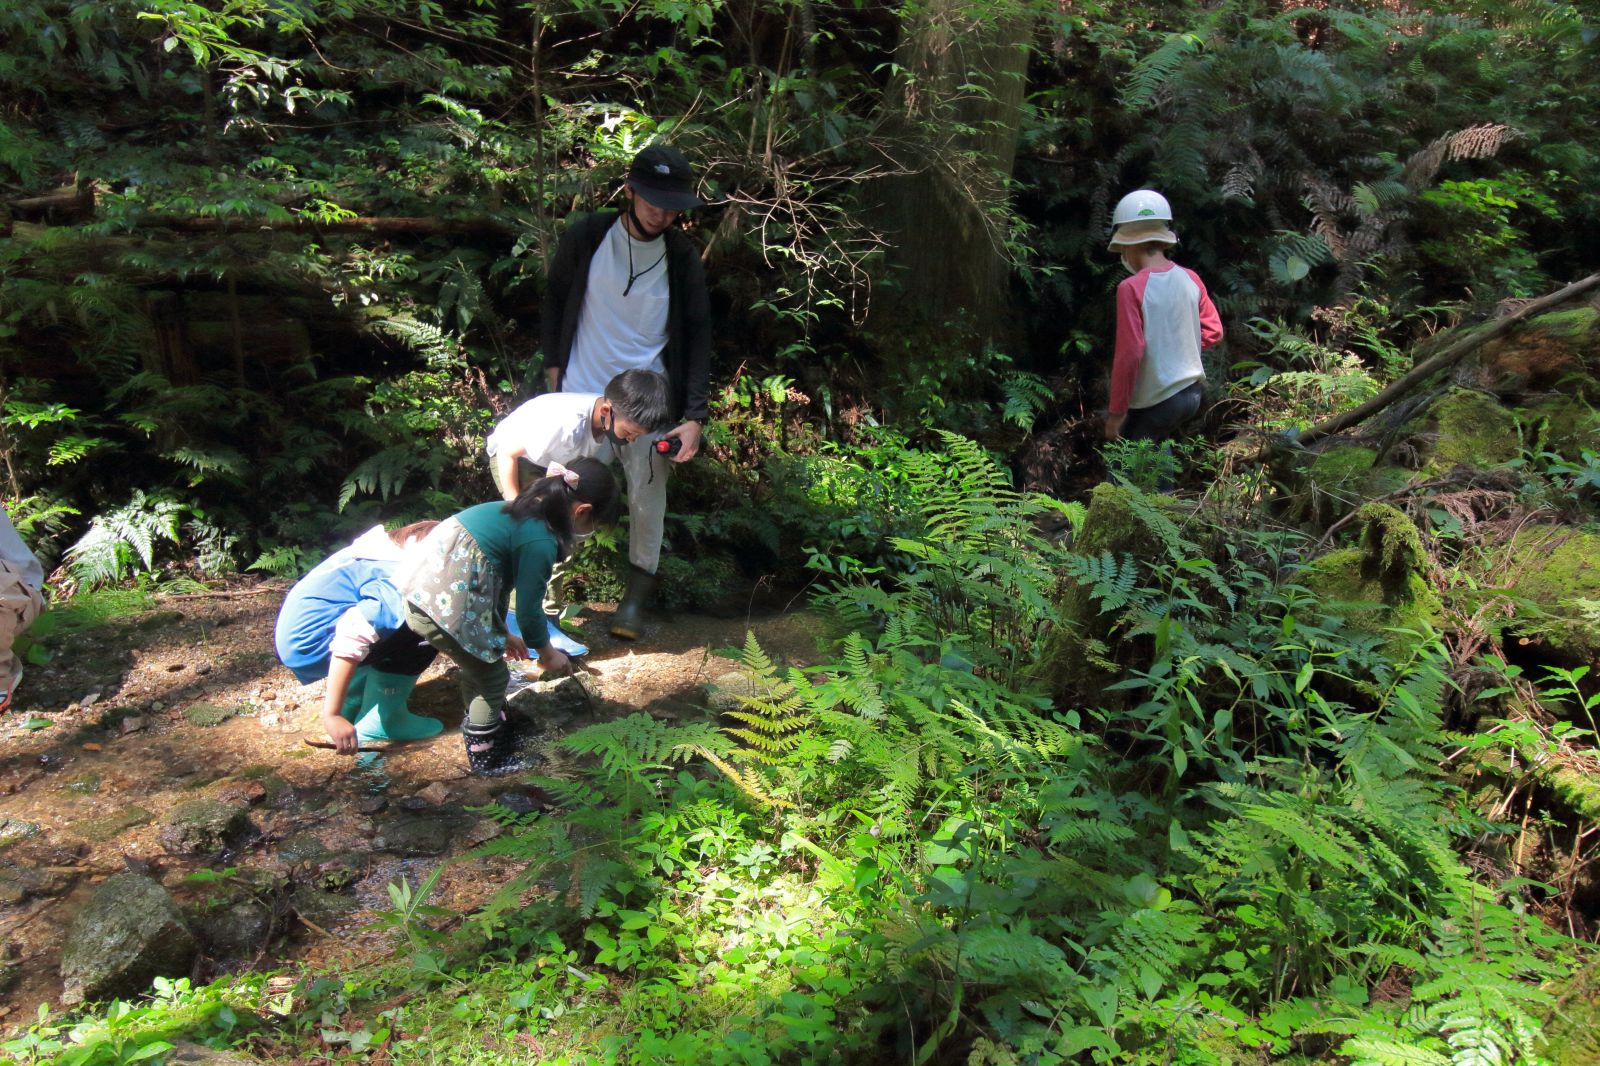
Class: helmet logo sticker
655,163,671,174
1138,208,1155,216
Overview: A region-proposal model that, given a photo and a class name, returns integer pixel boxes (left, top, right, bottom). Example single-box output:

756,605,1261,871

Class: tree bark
874,0,1033,342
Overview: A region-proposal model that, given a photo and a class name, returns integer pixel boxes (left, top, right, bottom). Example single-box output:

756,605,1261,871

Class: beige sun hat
1107,218,1179,250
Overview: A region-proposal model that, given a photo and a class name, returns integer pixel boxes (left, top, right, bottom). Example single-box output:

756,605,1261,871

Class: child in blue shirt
274,522,443,754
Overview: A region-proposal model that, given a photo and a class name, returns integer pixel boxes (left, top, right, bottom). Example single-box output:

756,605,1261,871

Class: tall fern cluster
469,435,1576,1063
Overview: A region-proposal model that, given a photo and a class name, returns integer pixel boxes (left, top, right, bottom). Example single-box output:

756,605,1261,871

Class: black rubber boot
609,564,658,641
463,719,536,777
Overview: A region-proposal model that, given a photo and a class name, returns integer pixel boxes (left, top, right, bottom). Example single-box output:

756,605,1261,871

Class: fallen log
7,184,95,221
1294,271,1600,447
153,214,518,237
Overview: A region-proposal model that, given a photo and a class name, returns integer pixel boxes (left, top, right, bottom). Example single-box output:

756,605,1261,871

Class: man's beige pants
0,559,44,694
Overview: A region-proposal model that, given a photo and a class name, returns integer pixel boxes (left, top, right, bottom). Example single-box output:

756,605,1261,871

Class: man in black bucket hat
533,143,712,642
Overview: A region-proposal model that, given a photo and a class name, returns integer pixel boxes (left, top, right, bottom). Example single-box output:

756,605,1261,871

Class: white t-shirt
563,219,669,395
485,391,613,468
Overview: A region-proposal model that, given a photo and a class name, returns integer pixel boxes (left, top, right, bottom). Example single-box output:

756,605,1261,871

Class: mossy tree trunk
874,0,1034,343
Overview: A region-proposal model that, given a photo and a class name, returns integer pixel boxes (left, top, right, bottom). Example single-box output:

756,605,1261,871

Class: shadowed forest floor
0,587,824,1022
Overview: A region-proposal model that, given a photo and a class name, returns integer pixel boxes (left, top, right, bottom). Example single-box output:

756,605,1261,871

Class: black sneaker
462,720,537,777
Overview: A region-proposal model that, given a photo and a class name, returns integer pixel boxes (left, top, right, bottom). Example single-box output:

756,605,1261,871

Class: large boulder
1039,483,1189,700
1424,387,1521,471
1518,396,1600,462
1474,303,1600,399
1500,526,1600,664
60,873,197,1005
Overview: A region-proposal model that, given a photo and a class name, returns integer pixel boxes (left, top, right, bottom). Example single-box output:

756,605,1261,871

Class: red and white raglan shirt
1110,264,1224,415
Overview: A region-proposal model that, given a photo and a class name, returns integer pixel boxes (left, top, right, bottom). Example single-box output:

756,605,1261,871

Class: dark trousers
1122,381,1204,443
405,604,508,729
1119,381,1204,492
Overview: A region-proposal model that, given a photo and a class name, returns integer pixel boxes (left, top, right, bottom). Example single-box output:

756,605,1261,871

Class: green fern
998,370,1052,431
337,445,419,511
248,543,311,579
369,313,463,369
63,490,184,587
1061,551,1139,614
560,713,722,781
717,630,813,764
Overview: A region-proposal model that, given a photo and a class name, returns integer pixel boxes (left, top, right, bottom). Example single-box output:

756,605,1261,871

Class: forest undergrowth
9,419,1600,1065
5,0,1600,1062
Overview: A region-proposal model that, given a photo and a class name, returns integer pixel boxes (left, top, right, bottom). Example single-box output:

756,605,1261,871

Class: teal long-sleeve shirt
455,501,559,649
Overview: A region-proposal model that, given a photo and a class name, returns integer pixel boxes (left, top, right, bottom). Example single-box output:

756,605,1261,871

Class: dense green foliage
3,0,1600,1063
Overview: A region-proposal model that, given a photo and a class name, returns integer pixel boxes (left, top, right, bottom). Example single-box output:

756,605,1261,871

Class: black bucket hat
627,144,703,212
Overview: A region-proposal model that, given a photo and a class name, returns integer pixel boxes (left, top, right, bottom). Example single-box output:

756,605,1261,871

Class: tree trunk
875,0,1033,342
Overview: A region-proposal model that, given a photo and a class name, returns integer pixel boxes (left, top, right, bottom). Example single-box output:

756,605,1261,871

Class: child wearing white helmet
1103,190,1223,457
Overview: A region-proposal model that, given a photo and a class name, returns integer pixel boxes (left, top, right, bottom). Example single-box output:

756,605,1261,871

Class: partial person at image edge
0,503,45,714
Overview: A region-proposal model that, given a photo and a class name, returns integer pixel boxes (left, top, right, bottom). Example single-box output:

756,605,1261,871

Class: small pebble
356,796,387,815
398,797,429,812
81,692,101,708
152,701,166,712
260,714,279,728
166,664,185,673
196,664,212,676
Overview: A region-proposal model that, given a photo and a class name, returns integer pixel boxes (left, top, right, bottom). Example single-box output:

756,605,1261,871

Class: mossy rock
1500,526,1600,664
1517,396,1600,461
1363,463,1415,499
183,702,240,727
158,799,251,855
237,765,293,805
287,885,361,926
1301,548,1442,641
1060,482,1187,631
0,819,43,847
1475,304,1600,398
1040,483,1188,701
73,806,153,843
1426,388,1520,470
60,873,197,1006
1300,505,1441,643
1290,446,1378,525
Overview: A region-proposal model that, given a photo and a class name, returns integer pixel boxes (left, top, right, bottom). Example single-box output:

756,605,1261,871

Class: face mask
599,410,627,446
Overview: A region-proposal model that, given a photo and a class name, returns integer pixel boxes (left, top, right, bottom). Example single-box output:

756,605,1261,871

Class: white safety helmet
1111,189,1173,226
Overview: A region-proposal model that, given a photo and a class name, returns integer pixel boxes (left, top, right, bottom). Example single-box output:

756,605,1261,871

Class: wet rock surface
59,873,198,1005
372,809,473,857
158,798,253,855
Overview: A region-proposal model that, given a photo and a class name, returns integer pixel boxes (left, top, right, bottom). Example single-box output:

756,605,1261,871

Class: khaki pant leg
0,562,44,689
616,434,669,574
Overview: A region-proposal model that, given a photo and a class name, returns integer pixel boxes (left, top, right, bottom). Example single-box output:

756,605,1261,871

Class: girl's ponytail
503,456,621,557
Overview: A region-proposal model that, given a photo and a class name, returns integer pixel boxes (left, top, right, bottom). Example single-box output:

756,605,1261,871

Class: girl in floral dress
399,458,620,775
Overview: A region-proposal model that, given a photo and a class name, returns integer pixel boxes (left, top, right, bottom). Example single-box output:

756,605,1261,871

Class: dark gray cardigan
534,210,712,423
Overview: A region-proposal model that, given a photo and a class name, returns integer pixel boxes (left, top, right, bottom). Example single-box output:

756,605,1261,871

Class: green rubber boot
338,665,372,725
353,669,443,743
